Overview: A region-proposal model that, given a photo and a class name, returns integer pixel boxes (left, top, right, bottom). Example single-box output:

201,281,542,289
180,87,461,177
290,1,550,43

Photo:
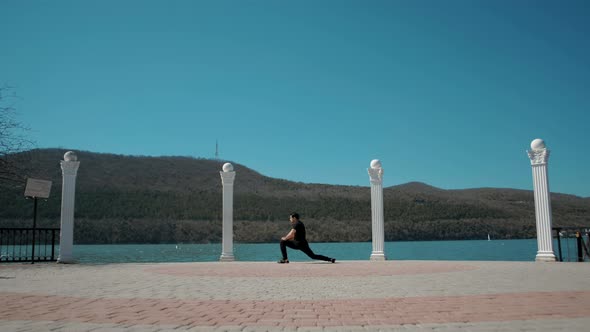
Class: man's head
289,212,300,223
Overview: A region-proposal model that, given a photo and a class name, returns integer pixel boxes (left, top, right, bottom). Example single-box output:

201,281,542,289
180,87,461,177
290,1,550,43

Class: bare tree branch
0,86,34,189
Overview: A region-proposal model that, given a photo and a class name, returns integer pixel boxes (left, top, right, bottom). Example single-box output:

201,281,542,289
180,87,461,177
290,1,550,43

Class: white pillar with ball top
58,151,80,263
368,159,386,261
527,138,557,262
220,163,236,261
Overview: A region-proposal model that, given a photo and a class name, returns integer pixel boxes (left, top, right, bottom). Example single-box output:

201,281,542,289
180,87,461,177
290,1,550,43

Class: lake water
68,238,581,264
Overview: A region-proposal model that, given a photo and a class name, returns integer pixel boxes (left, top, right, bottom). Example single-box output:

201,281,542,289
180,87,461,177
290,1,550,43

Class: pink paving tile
1,291,590,327
145,261,478,277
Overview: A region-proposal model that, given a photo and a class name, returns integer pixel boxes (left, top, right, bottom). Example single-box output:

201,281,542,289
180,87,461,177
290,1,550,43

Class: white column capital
368,167,383,184
220,171,236,185
60,160,80,176
527,148,550,166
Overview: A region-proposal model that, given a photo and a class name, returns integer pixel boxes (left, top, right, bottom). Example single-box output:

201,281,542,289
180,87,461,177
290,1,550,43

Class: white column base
370,252,386,261
57,256,76,264
535,252,557,262
219,253,235,262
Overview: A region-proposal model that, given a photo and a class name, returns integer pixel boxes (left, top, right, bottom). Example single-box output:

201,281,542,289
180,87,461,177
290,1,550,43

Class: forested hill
1,148,589,244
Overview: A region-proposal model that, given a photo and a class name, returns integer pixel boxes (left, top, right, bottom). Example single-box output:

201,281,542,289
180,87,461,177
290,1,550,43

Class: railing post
576,232,584,262
51,229,56,261
368,159,386,261
19,229,24,261
11,230,14,261
527,139,557,262
219,163,236,262
31,198,37,263
554,228,563,262
58,151,80,263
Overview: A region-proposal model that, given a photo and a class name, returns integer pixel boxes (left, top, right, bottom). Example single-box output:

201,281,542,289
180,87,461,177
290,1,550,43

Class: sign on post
24,178,52,198
23,178,52,264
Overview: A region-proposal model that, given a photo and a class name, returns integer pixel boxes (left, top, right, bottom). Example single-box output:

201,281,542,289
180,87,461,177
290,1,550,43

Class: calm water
67,239,573,264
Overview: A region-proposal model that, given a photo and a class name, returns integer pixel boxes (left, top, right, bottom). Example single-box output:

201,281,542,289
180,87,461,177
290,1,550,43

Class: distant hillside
1,148,589,244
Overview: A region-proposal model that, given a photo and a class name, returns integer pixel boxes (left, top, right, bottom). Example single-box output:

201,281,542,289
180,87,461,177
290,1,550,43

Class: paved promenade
1,260,590,331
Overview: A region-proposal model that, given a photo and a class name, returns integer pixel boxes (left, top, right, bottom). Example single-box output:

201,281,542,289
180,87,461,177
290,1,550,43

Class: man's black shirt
293,220,306,242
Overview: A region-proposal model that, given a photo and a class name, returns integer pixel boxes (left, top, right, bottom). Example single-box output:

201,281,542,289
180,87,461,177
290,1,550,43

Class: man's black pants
280,240,332,261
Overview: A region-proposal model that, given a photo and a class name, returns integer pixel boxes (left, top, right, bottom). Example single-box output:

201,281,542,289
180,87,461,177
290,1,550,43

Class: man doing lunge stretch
278,212,336,264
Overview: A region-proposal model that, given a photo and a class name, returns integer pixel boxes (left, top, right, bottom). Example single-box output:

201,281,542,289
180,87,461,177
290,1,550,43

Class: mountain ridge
1,148,588,244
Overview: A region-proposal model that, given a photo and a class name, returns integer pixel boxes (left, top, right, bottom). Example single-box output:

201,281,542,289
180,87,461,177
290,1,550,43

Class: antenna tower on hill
215,140,219,160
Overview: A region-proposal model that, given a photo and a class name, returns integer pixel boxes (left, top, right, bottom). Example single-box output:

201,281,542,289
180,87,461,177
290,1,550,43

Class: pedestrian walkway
1,260,590,331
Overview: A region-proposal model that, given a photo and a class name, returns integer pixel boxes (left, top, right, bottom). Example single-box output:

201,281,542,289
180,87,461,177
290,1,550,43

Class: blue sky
1,0,589,197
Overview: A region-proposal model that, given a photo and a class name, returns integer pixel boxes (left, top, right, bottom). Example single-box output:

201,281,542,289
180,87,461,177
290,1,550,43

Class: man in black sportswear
278,212,336,264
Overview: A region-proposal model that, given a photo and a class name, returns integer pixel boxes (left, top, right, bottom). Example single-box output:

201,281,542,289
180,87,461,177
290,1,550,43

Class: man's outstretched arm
281,229,296,241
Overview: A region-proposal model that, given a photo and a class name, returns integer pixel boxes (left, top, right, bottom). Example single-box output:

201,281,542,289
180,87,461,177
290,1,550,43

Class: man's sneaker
277,259,289,264
331,258,336,263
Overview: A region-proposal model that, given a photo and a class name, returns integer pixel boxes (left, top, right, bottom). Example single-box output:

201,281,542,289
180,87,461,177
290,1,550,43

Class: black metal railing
0,228,60,263
553,227,590,262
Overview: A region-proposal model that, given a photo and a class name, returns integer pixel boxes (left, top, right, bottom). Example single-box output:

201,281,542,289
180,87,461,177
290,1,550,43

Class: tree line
1,149,589,244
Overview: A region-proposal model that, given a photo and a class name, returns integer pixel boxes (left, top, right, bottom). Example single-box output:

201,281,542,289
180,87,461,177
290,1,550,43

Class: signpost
24,178,52,264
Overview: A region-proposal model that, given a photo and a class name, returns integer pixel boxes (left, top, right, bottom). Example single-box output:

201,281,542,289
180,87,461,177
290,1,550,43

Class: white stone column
58,151,80,263
220,163,236,261
368,159,386,261
527,139,556,262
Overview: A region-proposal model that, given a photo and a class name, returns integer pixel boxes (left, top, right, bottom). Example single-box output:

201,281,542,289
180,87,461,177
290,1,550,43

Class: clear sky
1,0,589,197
